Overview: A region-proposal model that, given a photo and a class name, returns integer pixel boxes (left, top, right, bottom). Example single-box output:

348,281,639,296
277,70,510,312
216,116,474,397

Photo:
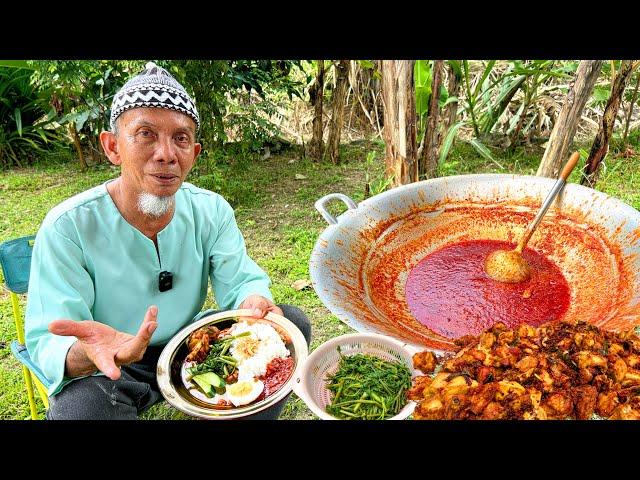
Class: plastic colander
292,332,421,420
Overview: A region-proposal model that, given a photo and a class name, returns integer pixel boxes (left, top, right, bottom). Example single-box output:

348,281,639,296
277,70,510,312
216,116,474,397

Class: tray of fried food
407,320,640,420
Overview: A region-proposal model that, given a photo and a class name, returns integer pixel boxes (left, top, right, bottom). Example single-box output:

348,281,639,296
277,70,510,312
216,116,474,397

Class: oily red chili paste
405,239,570,338
258,356,294,399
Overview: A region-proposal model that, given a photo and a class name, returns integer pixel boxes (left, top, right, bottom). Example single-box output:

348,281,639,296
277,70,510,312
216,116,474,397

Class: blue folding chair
0,235,51,419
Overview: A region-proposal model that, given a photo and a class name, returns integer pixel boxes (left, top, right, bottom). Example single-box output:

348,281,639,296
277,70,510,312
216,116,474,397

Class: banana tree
434,60,505,169
381,60,418,186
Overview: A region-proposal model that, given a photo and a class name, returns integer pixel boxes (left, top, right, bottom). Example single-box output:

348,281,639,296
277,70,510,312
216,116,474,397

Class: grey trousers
46,305,311,420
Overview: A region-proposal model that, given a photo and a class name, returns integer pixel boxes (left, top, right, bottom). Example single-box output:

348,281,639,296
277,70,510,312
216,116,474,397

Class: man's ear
193,142,202,160
100,131,121,166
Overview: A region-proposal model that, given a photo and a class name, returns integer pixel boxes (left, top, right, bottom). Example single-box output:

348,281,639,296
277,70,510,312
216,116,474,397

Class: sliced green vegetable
192,371,227,397
192,375,214,398
195,371,225,389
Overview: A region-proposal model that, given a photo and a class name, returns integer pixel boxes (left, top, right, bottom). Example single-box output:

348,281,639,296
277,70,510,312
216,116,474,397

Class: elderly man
25,62,311,420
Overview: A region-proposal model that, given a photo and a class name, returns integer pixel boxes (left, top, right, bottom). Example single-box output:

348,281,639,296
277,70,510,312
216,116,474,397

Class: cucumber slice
191,375,214,397
196,371,226,390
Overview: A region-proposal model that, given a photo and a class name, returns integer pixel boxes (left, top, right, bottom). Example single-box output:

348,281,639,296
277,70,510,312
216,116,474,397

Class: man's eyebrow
129,120,157,129
175,126,196,135
129,120,195,134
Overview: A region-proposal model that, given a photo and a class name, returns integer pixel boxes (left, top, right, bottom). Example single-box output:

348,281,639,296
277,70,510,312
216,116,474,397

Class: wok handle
314,193,358,225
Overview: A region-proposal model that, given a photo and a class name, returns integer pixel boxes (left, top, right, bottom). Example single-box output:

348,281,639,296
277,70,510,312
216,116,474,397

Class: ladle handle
315,193,358,225
516,152,580,252
560,151,581,180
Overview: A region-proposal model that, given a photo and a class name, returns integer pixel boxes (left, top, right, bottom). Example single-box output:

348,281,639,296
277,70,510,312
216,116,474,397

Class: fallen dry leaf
291,279,312,291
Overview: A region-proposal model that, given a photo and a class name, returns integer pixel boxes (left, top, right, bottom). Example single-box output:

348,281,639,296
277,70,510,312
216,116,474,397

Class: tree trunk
69,123,87,170
325,60,350,164
381,60,418,186
308,60,325,161
536,60,603,178
582,60,636,187
420,60,444,179
88,136,99,164
622,72,640,145
439,61,461,149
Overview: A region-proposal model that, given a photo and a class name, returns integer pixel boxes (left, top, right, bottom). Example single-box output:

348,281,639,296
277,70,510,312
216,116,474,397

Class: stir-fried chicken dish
186,325,220,362
408,321,640,420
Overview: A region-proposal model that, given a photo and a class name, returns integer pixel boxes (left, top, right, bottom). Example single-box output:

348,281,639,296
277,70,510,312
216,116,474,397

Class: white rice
228,321,290,381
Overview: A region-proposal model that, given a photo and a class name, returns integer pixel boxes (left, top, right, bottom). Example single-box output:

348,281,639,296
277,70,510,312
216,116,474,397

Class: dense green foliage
176,60,304,151
21,60,306,171
0,66,60,168
2,59,639,182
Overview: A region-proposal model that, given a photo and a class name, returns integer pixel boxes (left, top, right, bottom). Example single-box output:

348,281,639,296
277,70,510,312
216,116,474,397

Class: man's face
108,107,201,198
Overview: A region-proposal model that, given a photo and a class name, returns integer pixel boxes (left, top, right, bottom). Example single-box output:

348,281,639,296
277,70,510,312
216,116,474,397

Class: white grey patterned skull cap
110,61,200,131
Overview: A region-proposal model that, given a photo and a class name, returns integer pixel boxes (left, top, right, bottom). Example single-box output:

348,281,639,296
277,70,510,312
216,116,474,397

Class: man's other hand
238,295,283,319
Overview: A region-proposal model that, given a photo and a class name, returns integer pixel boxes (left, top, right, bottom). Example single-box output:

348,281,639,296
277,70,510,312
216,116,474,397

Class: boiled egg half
226,378,265,406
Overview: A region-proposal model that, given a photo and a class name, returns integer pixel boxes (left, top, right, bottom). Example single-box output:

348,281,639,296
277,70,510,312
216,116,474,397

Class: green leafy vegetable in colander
325,352,412,420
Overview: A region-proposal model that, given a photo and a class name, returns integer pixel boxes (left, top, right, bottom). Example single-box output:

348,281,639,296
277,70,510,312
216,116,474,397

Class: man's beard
137,192,175,218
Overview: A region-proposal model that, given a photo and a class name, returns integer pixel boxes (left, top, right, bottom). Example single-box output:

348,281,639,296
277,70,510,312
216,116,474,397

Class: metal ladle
484,151,581,283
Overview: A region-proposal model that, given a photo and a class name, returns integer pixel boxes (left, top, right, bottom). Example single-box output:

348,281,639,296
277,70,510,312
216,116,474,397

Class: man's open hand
48,305,158,380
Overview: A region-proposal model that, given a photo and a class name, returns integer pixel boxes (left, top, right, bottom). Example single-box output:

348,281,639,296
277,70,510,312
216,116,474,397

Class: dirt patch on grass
236,150,374,226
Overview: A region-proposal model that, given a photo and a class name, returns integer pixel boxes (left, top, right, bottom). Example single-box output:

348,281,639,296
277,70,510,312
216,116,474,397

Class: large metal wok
310,174,640,351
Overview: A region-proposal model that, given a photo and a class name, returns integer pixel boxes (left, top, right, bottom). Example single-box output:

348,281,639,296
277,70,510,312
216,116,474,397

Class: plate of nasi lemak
156,309,308,419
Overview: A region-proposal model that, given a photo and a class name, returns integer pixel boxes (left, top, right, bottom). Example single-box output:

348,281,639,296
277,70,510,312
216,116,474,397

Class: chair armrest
10,341,53,391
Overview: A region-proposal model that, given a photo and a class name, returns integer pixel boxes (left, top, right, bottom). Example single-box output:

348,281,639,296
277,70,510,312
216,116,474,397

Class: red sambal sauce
257,356,295,399
405,239,570,338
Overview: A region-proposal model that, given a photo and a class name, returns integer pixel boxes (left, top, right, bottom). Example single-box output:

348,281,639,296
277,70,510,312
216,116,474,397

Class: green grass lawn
1,139,638,420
